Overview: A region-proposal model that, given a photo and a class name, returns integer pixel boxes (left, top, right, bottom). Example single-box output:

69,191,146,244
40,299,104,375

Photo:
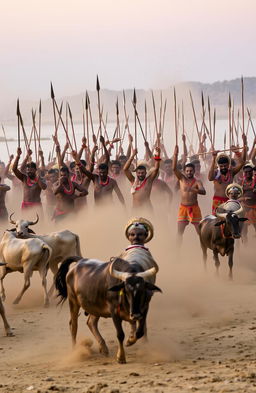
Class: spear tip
50,82,55,99
16,98,20,116
133,88,137,104
96,75,100,91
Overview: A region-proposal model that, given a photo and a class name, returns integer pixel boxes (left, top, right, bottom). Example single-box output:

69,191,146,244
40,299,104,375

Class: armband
154,156,161,161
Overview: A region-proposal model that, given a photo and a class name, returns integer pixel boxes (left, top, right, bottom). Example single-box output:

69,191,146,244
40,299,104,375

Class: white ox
9,214,82,296
0,231,52,306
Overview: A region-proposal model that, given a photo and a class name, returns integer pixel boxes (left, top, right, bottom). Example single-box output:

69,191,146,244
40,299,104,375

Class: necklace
99,176,110,186
63,180,74,195
27,177,38,187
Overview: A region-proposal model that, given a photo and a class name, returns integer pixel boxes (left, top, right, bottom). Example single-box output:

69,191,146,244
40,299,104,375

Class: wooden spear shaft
1,125,10,159
189,90,201,142
241,76,245,135
247,108,256,137
174,87,178,146
16,99,21,148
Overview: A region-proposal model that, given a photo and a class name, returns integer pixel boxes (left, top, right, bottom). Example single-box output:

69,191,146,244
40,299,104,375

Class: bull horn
9,213,16,225
235,205,244,216
136,267,157,280
109,258,131,281
28,213,39,226
216,211,227,219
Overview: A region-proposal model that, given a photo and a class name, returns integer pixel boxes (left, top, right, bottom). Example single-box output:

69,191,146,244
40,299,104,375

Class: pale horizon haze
1,0,256,103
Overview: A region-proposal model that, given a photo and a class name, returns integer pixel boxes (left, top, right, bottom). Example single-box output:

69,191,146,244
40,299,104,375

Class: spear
144,100,147,141
151,90,158,140
38,99,42,149
1,125,10,159
189,90,201,143
19,111,29,150
181,100,185,137
161,99,167,141
85,92,90,150
159,91,163,135
247,108,256,137
116,98,120,158
32,109,38,165
96,75,102,137
51,83,73,149
87,92,95,140
68,103,77,152
174,87,178,146
213,108,216,148
133,89,138,157
122,90,130,135
16,99,21,148
208,96,213,146
241,76,245,135
132,101,147,142
228,93,232,158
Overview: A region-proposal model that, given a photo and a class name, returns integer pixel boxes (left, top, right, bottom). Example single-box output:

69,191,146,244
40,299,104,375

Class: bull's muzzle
130,313,143,321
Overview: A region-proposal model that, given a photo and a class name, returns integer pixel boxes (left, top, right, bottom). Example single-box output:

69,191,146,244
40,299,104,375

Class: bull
199,206,247,278
9,213,82,296
55,256,161,364
0,231,52,306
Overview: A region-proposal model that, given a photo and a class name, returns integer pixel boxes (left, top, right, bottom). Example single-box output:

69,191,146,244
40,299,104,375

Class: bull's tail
42,245,52,270
55,256,81,304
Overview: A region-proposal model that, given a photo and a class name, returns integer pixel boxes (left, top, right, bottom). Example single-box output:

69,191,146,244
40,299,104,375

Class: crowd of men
0,130,255,243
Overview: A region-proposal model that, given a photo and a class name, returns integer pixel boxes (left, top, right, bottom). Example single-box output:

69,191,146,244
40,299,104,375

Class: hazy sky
1,0,256,101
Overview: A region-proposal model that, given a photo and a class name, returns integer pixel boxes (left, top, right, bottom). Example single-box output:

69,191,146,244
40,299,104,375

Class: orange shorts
212,196,228,215
178,203,202,224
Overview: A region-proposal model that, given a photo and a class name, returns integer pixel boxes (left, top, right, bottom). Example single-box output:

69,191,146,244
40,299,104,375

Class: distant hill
1,77,256,125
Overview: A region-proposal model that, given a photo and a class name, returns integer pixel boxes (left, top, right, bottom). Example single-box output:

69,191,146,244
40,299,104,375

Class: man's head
119,155,127,168
48,168,59,183
164,159,173,176
135,165,147,181
60,166,69,179
217,155,230,175
110,160,121,175
184,163,195,179
225,183,243,200
98,163,109,180
69,161,76,173
127,223,148,245
190,159,201,176
26,162,37,178
243,165,254,180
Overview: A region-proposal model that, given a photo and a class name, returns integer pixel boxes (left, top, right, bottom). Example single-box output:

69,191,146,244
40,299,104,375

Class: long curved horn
9,213,16,225
234,205,244,216
109,258,131,281
216,211,227,219
136,267,157,280
28,213,39,226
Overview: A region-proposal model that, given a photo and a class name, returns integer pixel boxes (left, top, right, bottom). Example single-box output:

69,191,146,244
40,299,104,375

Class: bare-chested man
173,145,206,237
12,148,47,214
208,134,247,214
123,147,161,211
52,166,88,222
240,164,256,240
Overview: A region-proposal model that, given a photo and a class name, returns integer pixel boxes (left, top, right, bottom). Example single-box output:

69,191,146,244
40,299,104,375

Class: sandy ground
1,194,256,393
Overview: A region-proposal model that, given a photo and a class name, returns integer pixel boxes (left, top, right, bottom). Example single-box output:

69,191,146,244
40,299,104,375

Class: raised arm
149,146,161,181
123,148,137,183
71,150,95,181
100,136,110,165
232,134,247,175
20,149,33,173
208,150,218,181
4,154,14,180
12,148,25,182
172,145,183,180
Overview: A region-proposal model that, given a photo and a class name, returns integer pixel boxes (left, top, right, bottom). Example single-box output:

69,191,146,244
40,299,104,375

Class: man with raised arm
72,136,125,207
123,146,161,211
12,148,47,214
173,145,206,238
208,134,247,215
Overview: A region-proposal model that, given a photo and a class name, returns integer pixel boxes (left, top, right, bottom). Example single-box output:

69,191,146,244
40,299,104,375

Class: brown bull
199,208,247,279
55,256,161,363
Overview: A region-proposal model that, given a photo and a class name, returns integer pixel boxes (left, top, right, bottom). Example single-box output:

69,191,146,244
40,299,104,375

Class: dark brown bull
199,208,247,279
55,256,161,363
